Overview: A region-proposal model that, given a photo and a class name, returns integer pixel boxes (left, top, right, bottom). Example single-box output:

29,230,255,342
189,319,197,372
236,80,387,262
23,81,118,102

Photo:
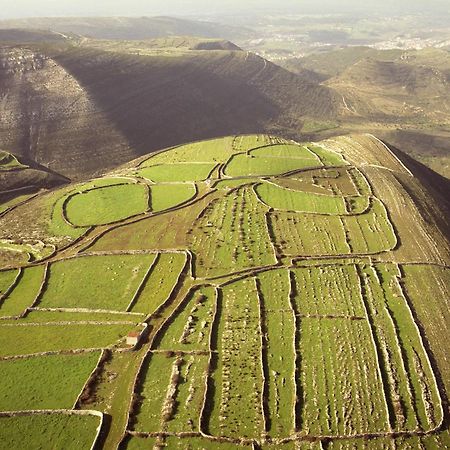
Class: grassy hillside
0,28,71,43
0,16,252,41
282,47,450,178
0,134,448,449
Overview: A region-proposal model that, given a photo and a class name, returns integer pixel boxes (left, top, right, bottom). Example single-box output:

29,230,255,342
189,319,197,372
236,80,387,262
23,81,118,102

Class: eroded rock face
0,47,132,179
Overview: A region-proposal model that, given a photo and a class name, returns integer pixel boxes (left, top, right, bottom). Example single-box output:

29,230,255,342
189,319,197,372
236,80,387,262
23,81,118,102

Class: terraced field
0,134,448,449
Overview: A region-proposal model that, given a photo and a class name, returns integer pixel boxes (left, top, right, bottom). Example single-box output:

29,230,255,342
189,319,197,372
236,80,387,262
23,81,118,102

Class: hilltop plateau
0,134,448,449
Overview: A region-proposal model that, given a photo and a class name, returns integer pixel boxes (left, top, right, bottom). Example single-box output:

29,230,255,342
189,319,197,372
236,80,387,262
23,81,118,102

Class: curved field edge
0,133,449,450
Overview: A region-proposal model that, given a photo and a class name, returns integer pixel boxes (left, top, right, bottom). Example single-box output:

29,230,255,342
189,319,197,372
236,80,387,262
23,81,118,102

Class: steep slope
329,57,450,120
0,134,448,449
282,47,450,177
281,47,405,79
0,41,338,178
0,46,133,179
0,150,68,192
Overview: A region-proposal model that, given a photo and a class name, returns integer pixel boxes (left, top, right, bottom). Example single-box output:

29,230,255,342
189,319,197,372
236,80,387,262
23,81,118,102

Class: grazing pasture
40,255,156,311
0,266,45,317
66,184,149,226
0,352,101,410
0,134,447,450
139,163,216,182
0,323,133,356
150,183,196,212
0,414,101,450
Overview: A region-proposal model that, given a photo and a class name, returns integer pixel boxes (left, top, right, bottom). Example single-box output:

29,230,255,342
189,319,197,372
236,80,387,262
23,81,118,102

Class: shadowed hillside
0,150,68,192
0,40,338,178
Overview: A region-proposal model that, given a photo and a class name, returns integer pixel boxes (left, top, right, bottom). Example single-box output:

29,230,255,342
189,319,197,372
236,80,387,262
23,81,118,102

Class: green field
344,198,397,253
140,136,236,164
361,264,442,431
150,183,196,212
20,310,144,323
0,414,101,450
130,253,186,314
190,186,277,278
299,317,389,435
233,134,285,152
157,286,216,351
292,265,365,317
0,192,35,214
0,323,133,356
214,177,262,190
134,352,209,433
139,163,216,182
0,352,101,410
47,190,90,239
40,255,156,311
224,153,320,177
46,178,134,238
401,265,450,395
269,197,396,257
256,181,347,214
257,270,296,437
66,184,149,226
0,265,45,317
307,145,347,166
0,134,448,449
0,269,18,296
249,144,320,160
207,278,265,439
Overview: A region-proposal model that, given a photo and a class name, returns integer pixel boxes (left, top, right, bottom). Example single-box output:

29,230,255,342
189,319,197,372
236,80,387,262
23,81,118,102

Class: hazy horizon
1,0,449,20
